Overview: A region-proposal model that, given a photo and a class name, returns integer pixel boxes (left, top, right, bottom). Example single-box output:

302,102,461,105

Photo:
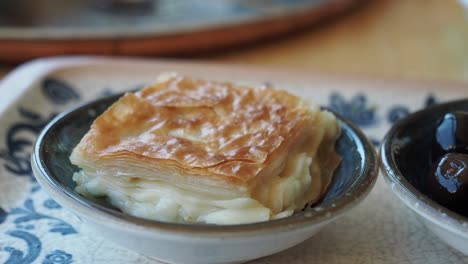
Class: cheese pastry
70,73,341,225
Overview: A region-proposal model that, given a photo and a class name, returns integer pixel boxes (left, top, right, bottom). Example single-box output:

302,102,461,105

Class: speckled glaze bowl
380,99,468,255
32,93,378,264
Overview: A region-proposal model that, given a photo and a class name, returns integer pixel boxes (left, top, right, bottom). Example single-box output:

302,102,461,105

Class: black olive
432,112,468,162
427,153,468,215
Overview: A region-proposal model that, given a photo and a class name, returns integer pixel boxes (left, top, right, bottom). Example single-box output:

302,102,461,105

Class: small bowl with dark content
32,77,378,264
380,99,468,255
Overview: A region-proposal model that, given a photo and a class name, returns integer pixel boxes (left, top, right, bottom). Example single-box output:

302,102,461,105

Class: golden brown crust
72,74,318,187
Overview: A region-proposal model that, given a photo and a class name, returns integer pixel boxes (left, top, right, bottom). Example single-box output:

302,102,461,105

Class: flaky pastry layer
70,73,341,223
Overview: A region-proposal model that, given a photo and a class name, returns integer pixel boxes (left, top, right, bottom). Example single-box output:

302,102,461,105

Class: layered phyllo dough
70,73,341,225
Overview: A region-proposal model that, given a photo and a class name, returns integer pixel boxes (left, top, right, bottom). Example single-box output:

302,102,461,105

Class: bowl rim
32,93,378,236
380,98,468,236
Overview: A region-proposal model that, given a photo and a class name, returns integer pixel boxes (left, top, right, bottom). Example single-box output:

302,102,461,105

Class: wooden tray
0,0,364,63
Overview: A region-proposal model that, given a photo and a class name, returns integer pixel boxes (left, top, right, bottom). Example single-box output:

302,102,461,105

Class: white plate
1,56,468,264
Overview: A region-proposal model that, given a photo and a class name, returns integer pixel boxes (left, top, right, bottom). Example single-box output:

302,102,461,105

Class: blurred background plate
0,0,364,62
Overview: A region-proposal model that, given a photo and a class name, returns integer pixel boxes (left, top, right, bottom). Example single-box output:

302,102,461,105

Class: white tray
0,57,467,264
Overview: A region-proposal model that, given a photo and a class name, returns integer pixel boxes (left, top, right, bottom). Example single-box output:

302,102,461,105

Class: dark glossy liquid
432,112,468,159
426,112,468,215
427,153,468,215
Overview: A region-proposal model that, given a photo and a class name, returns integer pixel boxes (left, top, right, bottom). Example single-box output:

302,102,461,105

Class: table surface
210,0,468,83
1,0,468,83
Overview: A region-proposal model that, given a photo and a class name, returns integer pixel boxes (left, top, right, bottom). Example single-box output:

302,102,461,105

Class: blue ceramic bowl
32,93,378,264
380,98,468,255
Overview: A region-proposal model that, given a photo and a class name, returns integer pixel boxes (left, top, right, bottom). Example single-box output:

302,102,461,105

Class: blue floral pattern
41,78,80,105
42,250,73,264
43,199,62,210
0,207,6,224
2,175,76,264
387,105,410,124
1,79,78,264
387,94,437,124
9,199,76,236
4,230,42,264
0,108,57,180
328,93,378,127
326,93,438,148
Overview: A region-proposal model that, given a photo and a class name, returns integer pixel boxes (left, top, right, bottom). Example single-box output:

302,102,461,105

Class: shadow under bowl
32,93,378,264
380,98,468,255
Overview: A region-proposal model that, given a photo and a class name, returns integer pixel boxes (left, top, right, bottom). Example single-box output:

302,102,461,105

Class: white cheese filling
73,153,313,225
